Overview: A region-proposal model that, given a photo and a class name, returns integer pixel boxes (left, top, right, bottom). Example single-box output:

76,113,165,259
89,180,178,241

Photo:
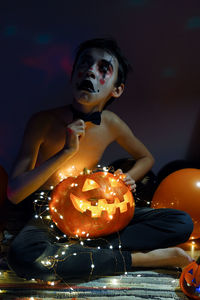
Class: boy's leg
7,218,132,281
85,207,193,250
7,207,194,281
85,207,194,268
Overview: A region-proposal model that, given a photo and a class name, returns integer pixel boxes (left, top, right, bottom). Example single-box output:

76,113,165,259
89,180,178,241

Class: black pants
7,198,193,281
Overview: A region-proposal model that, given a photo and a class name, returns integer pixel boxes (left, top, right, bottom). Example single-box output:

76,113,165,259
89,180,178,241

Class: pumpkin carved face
49,171,135,238
180,257,200,299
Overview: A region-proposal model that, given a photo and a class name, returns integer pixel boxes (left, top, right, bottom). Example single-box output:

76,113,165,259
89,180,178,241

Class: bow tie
70,105,101,125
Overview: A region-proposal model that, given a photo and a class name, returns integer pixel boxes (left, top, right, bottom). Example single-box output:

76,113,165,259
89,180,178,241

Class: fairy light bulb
111,278,118,285
196,181,200,188
191,241,195,257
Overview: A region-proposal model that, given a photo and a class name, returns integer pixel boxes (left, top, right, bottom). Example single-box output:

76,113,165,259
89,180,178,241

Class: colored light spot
4,25,17,36
35,34,52,44
162,68,176,78
22,45,73,78
186,17,200,29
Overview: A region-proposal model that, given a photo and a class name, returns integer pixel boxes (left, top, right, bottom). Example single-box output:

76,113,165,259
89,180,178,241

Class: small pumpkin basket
180,256,200,299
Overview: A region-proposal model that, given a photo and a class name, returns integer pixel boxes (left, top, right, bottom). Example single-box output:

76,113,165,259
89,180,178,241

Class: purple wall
0,0,200,174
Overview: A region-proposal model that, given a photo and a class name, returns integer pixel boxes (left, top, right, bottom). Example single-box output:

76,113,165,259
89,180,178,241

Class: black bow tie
70,105,101,125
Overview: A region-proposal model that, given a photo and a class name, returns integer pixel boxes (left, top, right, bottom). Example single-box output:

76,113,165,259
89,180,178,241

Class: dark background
0,0,200,175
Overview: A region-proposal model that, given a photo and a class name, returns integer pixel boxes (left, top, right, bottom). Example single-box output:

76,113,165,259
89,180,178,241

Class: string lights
30,165,130,288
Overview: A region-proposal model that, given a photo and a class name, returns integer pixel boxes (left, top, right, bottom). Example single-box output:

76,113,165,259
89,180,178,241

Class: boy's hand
64,119,85,152
115,169,136,192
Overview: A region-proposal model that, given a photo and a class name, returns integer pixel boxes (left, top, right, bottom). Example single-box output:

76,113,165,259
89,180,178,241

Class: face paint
71,48,119,104
100,78,105,85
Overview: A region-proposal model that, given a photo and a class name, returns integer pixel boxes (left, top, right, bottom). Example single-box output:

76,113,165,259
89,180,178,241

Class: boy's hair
72,38,132,108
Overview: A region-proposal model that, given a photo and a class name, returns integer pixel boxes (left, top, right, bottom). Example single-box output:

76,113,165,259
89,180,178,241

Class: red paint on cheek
100,79,105,85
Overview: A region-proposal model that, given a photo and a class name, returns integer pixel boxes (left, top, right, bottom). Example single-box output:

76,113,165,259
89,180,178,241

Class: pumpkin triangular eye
189,269,193,275
82,179,100,191
192,278,196,284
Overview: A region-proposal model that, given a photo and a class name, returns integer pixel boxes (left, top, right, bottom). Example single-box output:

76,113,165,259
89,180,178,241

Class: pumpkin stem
196,256,200,265
83,168,91,175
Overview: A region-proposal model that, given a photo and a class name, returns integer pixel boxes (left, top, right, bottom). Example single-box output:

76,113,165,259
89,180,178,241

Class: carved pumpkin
180,257,200,299
49,171,135,238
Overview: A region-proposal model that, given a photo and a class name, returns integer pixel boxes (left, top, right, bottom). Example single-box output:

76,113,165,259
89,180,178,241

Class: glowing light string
32,165,132,288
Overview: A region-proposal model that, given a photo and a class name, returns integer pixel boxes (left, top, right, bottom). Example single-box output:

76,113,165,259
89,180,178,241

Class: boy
7,38,193,281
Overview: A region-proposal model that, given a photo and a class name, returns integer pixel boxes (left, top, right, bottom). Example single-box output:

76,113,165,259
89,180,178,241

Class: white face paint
71,48,119,110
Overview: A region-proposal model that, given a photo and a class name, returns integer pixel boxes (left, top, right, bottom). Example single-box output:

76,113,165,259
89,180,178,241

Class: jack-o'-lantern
49,171,135,238
180,257,200,299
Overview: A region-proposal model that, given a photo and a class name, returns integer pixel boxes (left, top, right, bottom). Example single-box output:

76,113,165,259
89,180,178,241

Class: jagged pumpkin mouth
70,191,134,218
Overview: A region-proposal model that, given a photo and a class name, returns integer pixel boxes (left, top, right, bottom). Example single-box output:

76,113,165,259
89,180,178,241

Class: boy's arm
7,113,84,204
108,112,155,182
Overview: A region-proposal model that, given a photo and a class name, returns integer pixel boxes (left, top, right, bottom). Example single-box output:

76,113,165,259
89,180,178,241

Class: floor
0,238,199,299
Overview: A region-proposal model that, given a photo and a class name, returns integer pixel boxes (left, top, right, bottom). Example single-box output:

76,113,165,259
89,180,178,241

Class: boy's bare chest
38,120,113,165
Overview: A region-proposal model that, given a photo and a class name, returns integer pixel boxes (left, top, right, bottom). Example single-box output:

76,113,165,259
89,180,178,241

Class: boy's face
71,48,123,109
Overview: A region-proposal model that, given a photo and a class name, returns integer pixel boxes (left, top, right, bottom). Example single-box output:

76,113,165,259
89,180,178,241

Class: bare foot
131,247,193,269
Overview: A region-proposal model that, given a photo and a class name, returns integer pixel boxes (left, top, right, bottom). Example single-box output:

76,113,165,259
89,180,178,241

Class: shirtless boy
7,38,193,281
